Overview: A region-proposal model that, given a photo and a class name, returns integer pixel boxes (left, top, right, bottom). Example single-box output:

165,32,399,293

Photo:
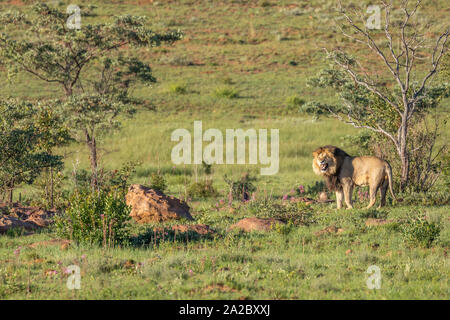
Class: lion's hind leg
367,184,379,209
378,179,389,208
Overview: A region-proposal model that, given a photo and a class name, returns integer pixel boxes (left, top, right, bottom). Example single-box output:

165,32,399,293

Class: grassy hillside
2,0,448,200
0,0,448,300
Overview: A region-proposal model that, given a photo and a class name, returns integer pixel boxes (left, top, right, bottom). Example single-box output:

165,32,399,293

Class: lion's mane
312,145,351,191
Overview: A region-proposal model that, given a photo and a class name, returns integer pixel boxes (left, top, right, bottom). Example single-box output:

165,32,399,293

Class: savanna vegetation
0,0,448,300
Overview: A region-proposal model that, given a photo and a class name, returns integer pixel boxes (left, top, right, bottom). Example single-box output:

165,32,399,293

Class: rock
126,184,193,223
365,218,393,227
0,216,37,234
0,204,55,233
229,217,285,232
171,224,214,235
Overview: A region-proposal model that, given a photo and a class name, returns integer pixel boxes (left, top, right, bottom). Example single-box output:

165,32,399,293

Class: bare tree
320,0,448,190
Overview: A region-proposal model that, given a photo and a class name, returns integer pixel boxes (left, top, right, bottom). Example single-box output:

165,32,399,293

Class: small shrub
401,216,441,248
187,180,217,198
273,221,294,235
214,87,239,99
247,198,315,226
201,161,212,175
150,172,167,193
69,161,138,195
286,96,305,107
98,161,139,194
55,191,131,246
224,173,256,201
168,83,187,94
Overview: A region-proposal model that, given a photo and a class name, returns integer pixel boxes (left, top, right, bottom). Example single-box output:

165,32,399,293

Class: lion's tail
385,161,396,201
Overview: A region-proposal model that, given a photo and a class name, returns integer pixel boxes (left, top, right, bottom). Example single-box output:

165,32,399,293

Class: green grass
1,203,448,299
0,0,449,299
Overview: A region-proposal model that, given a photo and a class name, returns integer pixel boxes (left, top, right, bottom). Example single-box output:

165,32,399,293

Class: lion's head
312,145,350,177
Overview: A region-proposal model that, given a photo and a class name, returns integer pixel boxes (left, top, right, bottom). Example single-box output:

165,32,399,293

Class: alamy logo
66,4,81,30
66,265,81,290
171,121,279,175
366,265,381,289
366,5,381,30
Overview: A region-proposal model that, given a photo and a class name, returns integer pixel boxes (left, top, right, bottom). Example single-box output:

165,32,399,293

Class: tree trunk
50,166,54,208
399,112,410,192
85,129,98,191
8,179,13,204
44,167,49,204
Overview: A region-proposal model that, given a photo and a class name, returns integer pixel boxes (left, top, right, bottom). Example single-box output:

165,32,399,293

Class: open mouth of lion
320,163,328,171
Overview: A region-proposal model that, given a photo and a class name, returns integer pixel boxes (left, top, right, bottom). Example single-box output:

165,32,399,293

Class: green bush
214,87,239,99
285,95,305,107
168,83,188,94
247,198,315,226
150,172,167,193
70,161,138,195
187,180,217,198
401,216,441,248
224,173,256,201
99,161,139,194
55,191,131,246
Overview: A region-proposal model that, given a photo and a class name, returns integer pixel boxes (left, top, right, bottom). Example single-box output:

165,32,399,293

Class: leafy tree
33,102,72,207
307,0,448,191
0,99,63,203
0,3,181,189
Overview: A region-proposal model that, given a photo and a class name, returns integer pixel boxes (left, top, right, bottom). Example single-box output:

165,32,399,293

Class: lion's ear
312,148,322,157
328,146,337,155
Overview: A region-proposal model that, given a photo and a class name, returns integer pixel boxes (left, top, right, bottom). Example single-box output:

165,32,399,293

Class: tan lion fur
312,145,396,209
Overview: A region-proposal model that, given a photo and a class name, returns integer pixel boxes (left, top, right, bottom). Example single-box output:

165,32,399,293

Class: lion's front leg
343,182,353,209
336,190,344,209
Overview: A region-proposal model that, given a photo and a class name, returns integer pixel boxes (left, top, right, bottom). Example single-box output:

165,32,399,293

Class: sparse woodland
0,1,448,299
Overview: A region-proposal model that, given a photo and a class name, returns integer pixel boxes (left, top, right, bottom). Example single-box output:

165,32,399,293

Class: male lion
312,145,395,209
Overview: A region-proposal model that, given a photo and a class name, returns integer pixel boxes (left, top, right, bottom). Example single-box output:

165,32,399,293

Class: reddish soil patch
229,217,285,232
28,239,71,249
365,218,394,227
